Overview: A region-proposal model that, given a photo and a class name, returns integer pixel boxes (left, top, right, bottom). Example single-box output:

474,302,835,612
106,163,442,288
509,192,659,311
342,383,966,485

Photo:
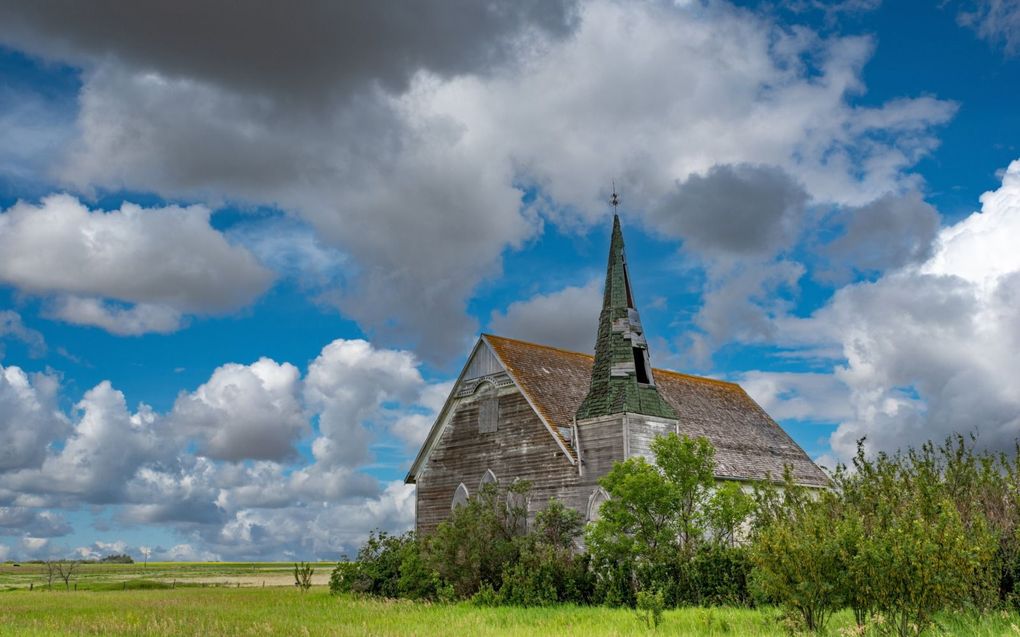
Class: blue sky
1,0,1019,561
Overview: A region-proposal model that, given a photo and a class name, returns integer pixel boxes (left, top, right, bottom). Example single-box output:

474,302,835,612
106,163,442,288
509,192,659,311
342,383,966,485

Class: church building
405,212,827,533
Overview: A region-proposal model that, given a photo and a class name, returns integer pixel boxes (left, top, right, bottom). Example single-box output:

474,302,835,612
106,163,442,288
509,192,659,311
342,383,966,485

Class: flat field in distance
0,561,334,590
2,563,1020,636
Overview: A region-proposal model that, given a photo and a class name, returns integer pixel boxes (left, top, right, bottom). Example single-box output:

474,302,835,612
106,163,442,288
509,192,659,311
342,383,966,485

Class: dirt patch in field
158,573,332,587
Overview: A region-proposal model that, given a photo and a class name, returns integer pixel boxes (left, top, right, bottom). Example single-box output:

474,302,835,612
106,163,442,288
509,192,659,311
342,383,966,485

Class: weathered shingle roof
575,214,678,421
485,334,829,487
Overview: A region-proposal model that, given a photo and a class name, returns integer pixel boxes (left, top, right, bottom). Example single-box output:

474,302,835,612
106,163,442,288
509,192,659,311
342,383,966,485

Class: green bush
498,501,590,606
328,561,358,595
587,433,741,607
421,481,529,598
636,589,665,629
330,531,417,597
683,544,751,607
750,490,849,633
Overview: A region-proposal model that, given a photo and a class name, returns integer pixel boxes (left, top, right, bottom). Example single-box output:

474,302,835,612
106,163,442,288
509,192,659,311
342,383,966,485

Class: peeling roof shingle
485,334,829,487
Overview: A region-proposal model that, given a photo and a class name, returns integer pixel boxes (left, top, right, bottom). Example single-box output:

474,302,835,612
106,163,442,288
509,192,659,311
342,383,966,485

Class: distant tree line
331,433,1020,636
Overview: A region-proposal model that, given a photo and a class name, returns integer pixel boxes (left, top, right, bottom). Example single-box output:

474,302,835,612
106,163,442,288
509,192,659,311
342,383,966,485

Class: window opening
633,347,650,384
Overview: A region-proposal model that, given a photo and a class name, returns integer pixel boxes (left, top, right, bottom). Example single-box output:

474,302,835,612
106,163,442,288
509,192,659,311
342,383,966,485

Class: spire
576,206,677,421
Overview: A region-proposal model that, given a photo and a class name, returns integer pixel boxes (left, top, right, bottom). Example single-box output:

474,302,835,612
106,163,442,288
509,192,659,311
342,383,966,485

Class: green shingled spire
575,214,678,421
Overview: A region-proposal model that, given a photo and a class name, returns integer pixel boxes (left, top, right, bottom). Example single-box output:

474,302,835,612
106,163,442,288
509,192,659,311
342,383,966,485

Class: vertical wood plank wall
415,387,627,534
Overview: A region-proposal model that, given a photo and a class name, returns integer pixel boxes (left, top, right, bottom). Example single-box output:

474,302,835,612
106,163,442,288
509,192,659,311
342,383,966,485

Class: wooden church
405,213,827,533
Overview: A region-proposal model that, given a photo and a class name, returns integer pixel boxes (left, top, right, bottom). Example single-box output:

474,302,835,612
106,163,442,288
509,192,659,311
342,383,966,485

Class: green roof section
575,214,678,421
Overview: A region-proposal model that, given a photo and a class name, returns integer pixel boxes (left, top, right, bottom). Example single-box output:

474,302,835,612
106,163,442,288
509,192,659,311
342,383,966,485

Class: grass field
0,561,335,591
3,563,1020,636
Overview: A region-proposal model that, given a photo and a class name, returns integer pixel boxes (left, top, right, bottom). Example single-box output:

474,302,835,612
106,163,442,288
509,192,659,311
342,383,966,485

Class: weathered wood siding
416,379,650,533
626,414,677,462
416,385,578,534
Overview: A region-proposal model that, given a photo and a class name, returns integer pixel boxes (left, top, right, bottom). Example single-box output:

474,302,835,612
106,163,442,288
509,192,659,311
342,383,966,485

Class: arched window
479,469,498,492
477,381,499,433
587,487,610,522
451,483,469,511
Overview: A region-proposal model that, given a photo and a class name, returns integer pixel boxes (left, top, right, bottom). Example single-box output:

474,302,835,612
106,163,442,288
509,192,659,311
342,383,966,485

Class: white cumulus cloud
0,194,273,335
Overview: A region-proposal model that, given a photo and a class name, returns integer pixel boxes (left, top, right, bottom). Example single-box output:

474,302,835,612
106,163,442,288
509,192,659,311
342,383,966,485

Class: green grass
3,563,1020,635
0,561,334,591
2,588,1020,636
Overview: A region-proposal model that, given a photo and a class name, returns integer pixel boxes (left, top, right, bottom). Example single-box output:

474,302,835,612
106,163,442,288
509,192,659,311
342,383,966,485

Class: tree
44,560,56,590
533,499,584,550
140,547,152,569
53,560,79,591
706,481,755,548
586,433,718,604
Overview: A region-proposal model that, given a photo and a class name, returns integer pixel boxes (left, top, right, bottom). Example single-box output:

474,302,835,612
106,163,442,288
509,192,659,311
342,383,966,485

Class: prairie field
1,563,1019,637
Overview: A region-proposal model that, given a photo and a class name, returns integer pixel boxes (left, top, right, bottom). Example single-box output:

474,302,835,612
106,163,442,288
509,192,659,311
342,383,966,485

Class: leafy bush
587,433,745,606
328,561,358,595
498,500,591,606
683,544,751,607
750,488,850,633
330,531,417,597
421,480,530,598
636,589,665,629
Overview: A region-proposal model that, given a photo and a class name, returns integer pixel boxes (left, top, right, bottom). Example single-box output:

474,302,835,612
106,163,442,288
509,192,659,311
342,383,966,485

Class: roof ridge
482,333,741,390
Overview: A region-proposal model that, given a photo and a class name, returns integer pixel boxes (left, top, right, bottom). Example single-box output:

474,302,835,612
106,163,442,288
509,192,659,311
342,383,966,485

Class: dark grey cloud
0,0,579,104
650,164,809,258
0,507,71,537
0,2,956,363
821,191,940,280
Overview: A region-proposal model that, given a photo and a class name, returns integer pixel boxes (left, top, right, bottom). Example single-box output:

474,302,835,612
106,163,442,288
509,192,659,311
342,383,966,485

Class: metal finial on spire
610,180,620,210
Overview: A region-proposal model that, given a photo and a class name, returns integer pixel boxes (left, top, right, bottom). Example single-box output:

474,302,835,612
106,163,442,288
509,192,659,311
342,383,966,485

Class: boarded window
452,483,469,510
477,382,499,433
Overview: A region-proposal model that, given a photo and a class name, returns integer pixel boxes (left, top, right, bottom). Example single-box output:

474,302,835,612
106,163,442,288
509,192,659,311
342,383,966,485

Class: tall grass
2,588,1020,636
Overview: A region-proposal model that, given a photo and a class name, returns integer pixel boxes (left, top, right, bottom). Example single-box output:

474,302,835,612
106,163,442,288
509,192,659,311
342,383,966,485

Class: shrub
636,589,665,629
333,531,417,597
422,481,529,598
750,490,849,633
328,561,358,595
498,500,590,606
683,544,752,607
293,562,314,592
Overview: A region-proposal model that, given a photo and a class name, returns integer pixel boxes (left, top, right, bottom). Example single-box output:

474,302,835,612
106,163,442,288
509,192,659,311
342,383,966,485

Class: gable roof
483,334,829,487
